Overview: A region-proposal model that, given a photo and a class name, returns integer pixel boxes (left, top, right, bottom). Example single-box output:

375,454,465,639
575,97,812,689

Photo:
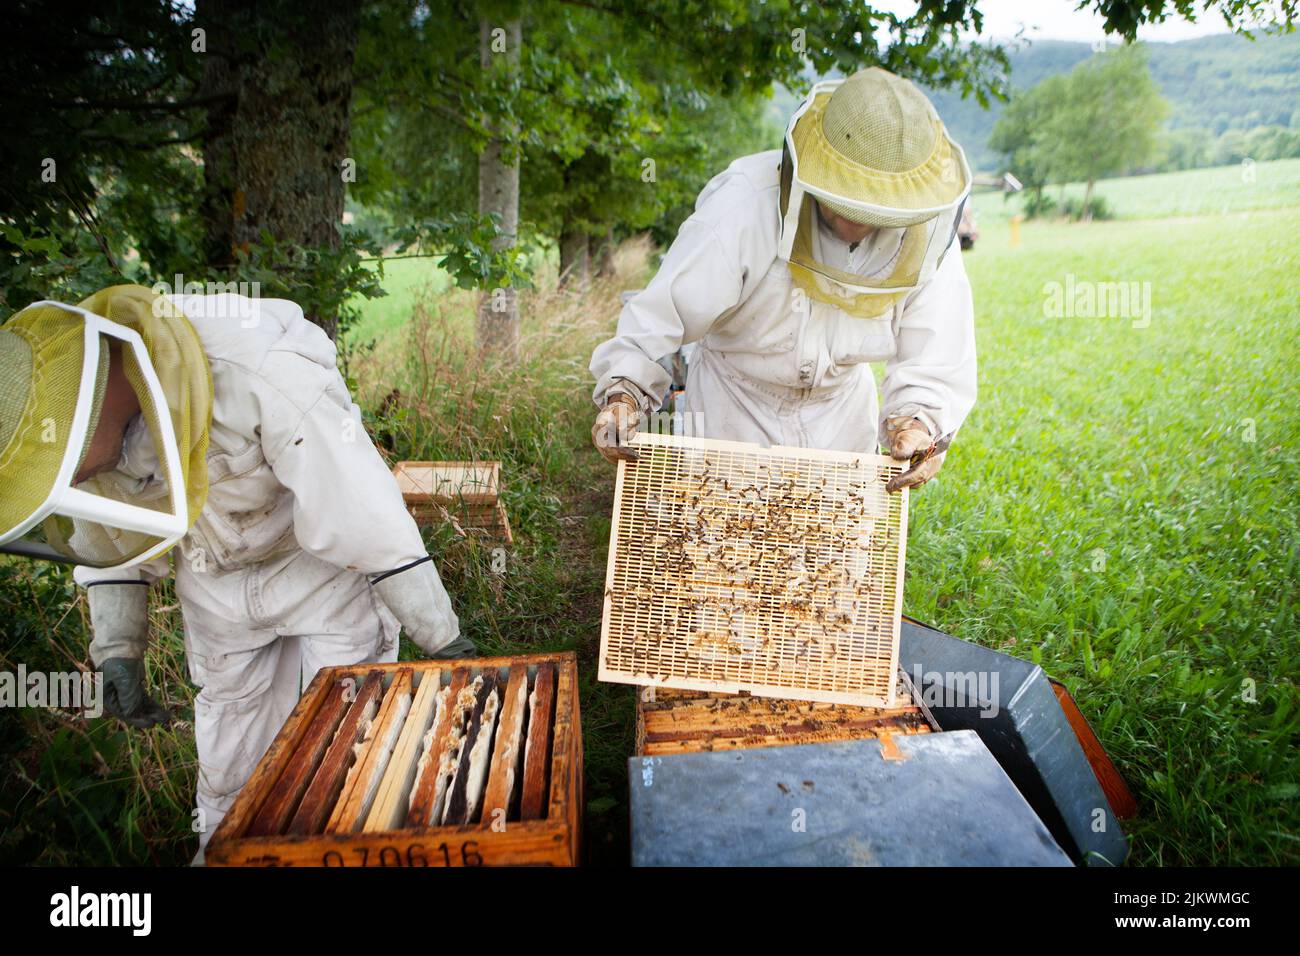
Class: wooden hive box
393,461,513,546
635,672,936,757
206,652,582,867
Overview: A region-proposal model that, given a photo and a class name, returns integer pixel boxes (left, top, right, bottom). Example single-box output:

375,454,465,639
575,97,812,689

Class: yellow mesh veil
0,285,212,566
786,188,933,319
0,314,92,535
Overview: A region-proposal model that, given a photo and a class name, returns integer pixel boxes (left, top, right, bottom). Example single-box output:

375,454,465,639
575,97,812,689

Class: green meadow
973,157,1300,223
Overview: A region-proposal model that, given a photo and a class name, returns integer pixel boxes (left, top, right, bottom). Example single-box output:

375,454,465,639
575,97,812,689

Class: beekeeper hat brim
784,69,971,230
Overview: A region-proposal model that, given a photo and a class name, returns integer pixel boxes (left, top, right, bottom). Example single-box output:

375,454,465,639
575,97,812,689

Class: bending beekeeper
0,284,471,855
590,67,976,490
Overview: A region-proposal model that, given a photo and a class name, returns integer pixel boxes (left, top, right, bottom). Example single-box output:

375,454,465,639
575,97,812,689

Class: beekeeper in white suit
590,67,976,490
0,284,470,857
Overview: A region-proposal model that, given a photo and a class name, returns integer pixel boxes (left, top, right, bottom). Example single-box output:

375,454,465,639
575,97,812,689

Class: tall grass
0,564,196,864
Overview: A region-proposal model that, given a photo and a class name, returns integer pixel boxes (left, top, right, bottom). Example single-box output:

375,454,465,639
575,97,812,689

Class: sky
871,0,1250,43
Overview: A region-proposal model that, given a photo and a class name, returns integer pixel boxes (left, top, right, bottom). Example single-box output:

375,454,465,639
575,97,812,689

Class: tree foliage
1044,45,1170,200
988,75,1068,196
992,43,1172,218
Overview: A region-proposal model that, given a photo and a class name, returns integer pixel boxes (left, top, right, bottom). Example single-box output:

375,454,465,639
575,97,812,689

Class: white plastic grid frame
599,432,909,707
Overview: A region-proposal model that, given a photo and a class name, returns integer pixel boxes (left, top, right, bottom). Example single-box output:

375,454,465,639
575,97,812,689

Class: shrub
1021,191,1058,220
1061,194,1114,222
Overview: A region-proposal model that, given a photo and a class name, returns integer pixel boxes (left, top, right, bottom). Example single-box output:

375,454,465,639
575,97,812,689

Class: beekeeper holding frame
590,67,976,491
0,285,472,858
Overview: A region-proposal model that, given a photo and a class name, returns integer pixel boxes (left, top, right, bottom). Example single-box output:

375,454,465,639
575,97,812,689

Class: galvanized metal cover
628,730,1072,866
899,619,1129,866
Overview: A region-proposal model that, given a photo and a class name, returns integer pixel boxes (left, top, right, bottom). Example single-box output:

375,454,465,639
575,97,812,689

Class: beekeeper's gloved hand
372,558,475,659
88,583,171,729
883,413,945,494
101,659,172,729
591,392,642,464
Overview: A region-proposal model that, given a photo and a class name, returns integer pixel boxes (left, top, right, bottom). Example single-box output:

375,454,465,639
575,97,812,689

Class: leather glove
591,392,641,464
883,414,946,493
87,582,170,728
372,558,474,659
101,657,172,729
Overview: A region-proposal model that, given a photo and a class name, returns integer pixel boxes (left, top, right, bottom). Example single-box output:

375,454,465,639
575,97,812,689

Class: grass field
1,186,1296,866
931,207,1299,863
972,157,1300,223
346,256,456,345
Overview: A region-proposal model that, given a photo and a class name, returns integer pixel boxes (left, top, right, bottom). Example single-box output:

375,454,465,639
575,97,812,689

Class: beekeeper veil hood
779,67,971,318
0,284,212,569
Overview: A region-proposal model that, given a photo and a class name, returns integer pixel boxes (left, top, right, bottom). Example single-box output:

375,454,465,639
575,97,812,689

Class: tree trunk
475,18,522,359
595,226,617,277
198,0,360,338
1081,178,1095,223
559,224,590,289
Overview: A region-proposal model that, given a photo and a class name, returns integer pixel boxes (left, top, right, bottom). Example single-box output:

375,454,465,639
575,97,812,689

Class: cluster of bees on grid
611,452,901,669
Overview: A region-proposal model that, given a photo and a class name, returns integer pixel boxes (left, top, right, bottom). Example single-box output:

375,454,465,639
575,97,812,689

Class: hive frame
599,432,908,707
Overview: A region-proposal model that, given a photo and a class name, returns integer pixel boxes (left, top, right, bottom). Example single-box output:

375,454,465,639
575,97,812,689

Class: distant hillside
928,32,1300,171
766,32,1300,174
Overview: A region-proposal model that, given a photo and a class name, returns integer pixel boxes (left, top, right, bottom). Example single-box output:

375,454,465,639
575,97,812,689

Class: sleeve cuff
603,381,655,415
884,402,943,436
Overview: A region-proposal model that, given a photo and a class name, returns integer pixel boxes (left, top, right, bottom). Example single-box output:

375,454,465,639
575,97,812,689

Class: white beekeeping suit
0,288,468,856
590,68,977,489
